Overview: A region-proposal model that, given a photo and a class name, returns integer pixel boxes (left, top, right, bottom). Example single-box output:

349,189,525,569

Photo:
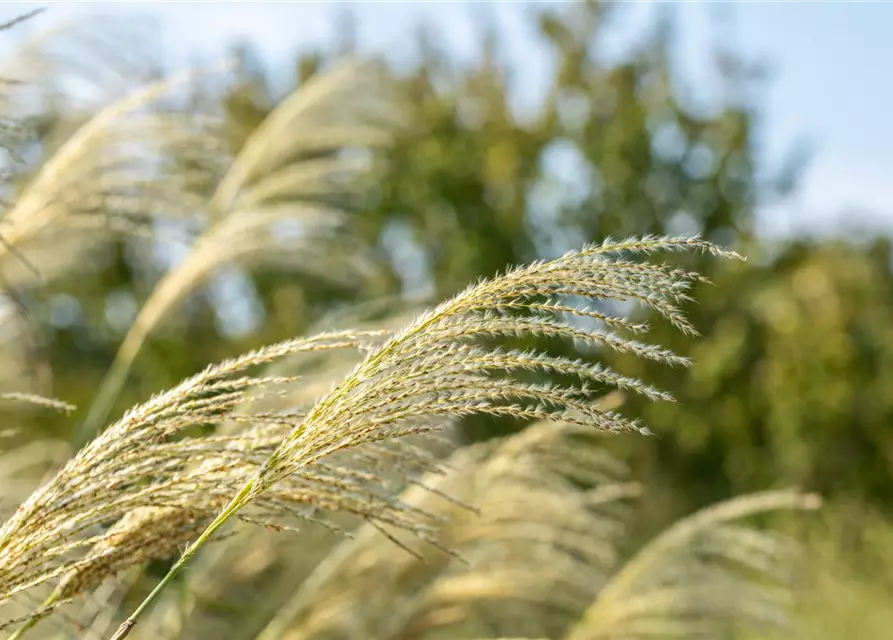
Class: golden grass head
77,58,398,442
257,235,743,493
567,490,822,640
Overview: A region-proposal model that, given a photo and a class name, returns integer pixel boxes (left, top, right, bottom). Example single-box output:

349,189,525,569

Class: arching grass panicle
99,235,741,639
3,235,741,638
0,67,226,289
255,235,743,492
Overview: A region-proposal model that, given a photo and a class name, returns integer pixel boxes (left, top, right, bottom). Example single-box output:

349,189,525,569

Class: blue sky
5,1,893,239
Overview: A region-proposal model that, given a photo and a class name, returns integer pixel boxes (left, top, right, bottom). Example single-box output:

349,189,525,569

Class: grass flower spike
106,234,742,638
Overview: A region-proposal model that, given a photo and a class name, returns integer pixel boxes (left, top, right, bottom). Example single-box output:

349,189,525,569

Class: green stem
7,586,62,640
108,479,256,640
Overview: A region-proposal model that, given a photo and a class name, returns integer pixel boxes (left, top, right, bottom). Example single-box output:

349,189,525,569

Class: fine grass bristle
255,235,742,492
0,393,74,413
0,331,393,606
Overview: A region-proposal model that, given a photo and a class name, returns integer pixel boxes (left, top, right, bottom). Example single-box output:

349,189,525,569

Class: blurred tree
622,238,893,510
364,2,794,298
356,1,804,468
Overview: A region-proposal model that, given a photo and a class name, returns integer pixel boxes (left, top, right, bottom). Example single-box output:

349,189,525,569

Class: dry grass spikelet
3,306,427,638
217,298,429,436
2,235,738,638
0,66,226,288
110,303,443,640
124,432,456,640
54,507,202,602
252,235,742,495
0,393,74,414
0,333,474,638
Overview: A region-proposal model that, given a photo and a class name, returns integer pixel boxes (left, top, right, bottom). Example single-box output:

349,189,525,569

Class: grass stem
108,480,256,640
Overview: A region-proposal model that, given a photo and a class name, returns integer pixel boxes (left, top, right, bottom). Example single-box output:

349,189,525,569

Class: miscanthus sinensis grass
109,303,444,640
102,234,743,638
0,331,409,629
1,234,742,638
252,422,818,640
565,490,820,640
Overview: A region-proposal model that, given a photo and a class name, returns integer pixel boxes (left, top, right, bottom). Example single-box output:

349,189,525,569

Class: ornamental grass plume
121,434,454,640
0,304,428,638
100,234,742,639
249,235,739,490
78,58,396,443
0,234,745,638
0,330,427,635
107,302,442,640
0,11,226,289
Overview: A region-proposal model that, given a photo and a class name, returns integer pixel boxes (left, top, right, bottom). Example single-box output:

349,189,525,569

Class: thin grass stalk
108,481,254,640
